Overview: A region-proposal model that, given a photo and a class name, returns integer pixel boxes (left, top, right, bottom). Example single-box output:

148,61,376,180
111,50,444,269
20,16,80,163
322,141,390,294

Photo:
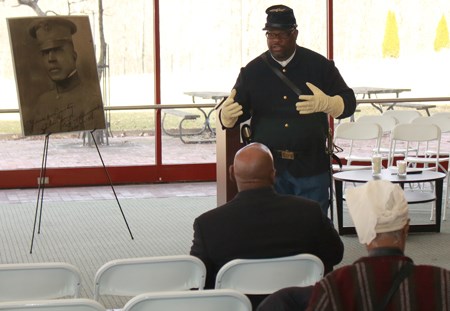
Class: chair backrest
93,255,206,301
334,122,382,141
0,299,106,311
382,109,422,124
122,289,252,311
411,116,450,133
431,111,450,119
388,123,441,167
356,115,397,133
214,254,324,295
0,263,81,302
334,122,383,164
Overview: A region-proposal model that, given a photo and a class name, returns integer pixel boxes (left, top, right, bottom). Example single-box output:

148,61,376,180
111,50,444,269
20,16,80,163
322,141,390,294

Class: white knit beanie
346,180,408,244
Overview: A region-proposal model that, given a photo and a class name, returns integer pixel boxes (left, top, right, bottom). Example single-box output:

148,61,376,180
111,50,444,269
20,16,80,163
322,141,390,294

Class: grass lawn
0,105,447,136
0,108,218,137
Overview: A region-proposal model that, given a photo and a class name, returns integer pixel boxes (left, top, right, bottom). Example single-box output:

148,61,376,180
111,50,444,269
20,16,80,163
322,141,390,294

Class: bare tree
96,0,107,81
16,0,45,16
15,0,107,81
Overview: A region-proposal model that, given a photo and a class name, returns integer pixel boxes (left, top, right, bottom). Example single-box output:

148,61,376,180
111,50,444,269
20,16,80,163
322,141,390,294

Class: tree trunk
17,0,45,16
17,0,107,81
97,0,107,81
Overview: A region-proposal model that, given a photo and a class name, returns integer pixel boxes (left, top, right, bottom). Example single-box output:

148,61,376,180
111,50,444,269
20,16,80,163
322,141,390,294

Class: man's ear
229,165,235,183
270,169,276,184
403,219,410,238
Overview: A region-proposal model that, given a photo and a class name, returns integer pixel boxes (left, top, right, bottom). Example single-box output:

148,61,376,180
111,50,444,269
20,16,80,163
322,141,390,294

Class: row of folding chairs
335,111,450,167
0,253,324,310
0,291,251,311
333,111,450,220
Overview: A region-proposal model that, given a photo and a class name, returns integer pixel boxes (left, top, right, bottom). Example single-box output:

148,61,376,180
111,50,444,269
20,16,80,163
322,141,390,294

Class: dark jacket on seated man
190,142,344,310
257,180,450,311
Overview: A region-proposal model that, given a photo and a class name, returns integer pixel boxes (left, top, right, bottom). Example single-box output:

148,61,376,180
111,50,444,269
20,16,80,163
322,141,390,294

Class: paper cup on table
372,154,382,176
397,160,407,177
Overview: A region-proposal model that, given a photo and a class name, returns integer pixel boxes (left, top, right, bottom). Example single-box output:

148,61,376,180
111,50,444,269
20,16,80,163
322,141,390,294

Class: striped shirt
307,253,450,311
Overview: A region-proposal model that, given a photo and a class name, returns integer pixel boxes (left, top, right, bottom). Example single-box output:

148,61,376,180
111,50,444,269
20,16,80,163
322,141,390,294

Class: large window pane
334,1,450,117
0,0,155,169
159,0,326,164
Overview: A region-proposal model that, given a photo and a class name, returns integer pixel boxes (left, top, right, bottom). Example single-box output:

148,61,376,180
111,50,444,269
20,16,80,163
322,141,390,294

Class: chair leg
430,200,435,221
443,174,449,221
429,180,437,221
433,173,449,221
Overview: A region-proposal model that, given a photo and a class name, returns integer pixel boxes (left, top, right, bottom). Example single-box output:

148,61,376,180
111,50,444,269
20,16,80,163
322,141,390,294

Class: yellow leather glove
220,89,243,128
296,82,344,118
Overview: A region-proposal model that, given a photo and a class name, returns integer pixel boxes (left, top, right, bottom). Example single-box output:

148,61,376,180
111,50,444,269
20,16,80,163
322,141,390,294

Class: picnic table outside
351,86,436,119
161,91,228,144
353,86,412,113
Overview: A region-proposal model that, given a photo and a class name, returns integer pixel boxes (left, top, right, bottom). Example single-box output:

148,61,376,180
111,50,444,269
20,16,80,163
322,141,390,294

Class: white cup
397,160,407,177
372,154,382,176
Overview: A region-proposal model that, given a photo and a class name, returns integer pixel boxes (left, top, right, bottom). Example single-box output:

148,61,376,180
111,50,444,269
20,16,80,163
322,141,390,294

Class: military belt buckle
281,150,295,160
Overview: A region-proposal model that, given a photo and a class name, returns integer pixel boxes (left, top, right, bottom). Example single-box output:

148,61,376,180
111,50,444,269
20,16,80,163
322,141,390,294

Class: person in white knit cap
305,180,450,311
258,180,450,311
346,179,409,245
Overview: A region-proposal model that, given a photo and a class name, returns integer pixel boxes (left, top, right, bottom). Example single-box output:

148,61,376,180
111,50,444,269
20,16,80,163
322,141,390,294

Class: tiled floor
0,194,218,309
0,133,217,170
0,182,217,204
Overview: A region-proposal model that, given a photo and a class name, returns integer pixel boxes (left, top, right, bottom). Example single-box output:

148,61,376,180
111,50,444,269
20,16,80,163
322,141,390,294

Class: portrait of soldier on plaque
7,16,105,136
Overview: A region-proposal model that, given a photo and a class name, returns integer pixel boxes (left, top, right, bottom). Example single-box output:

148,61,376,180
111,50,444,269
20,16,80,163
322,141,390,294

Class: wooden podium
216,120,243,206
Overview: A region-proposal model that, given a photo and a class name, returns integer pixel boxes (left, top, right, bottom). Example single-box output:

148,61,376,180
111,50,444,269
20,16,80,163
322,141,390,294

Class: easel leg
90,130,134,240
30,133,50,254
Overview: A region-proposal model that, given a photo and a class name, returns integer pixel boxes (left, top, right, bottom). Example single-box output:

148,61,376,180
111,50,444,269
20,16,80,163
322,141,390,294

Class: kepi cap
345,180,408,245
263,5,297,30
29,17,77,51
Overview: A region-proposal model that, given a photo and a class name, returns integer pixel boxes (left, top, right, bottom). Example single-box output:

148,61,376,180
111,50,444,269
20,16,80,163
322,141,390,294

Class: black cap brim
263,23,297,31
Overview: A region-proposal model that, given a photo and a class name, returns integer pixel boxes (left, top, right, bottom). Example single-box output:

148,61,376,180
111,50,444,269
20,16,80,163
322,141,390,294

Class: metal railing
356,96,450,105
1,97,449,115
0,103,217,114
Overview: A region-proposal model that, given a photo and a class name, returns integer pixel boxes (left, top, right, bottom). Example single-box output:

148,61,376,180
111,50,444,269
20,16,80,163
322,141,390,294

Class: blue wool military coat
228,46,356,177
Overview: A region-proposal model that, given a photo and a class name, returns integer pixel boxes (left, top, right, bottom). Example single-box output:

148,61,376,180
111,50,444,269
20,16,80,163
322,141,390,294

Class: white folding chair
121,289,252,311
411,116,450,219
93,255,206,303
0,263,81,302
333,122,382,171
356,115,397,156
388,123,442,171
214,254,324,295
0,299,106,311
382,109,422,124
388,123,444,219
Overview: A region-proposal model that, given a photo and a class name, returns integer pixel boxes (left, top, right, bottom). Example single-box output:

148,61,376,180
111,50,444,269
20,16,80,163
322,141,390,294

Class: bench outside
162,109,215,144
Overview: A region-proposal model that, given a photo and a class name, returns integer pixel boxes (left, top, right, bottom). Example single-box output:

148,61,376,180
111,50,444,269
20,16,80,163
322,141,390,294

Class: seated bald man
190,142,343,310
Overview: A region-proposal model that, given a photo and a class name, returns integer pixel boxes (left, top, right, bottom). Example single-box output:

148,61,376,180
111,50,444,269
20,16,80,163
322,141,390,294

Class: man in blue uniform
219,5,356,215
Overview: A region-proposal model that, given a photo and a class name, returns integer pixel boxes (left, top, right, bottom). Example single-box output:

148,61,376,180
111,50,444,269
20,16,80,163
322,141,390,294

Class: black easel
30,130,134,254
